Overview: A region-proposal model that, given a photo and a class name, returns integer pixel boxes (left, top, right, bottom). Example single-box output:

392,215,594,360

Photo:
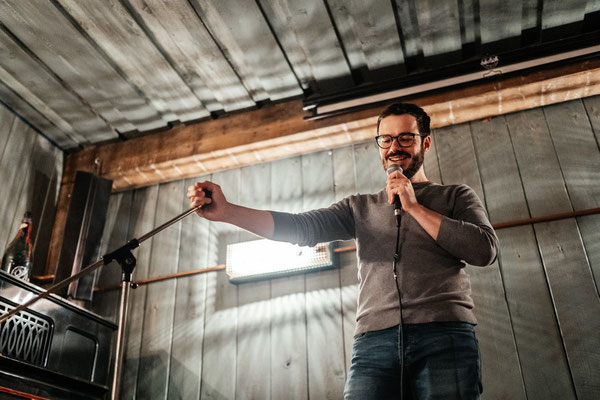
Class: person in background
187,102,498,400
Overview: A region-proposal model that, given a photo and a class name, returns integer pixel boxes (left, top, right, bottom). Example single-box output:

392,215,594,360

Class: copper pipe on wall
93,264,226,293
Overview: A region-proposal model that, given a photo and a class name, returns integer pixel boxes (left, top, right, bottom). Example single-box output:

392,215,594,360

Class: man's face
378,114,430,179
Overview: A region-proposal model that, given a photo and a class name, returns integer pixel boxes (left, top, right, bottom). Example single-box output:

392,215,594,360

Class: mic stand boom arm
0,205,202,399
0,205,200,324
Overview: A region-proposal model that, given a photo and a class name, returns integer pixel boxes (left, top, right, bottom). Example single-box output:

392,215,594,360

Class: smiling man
187,103,498,400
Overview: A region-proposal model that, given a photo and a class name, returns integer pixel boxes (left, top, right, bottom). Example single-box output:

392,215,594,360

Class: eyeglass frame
374,133,424,149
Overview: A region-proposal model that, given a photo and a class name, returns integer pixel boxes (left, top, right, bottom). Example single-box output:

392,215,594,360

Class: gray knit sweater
270,181,498,335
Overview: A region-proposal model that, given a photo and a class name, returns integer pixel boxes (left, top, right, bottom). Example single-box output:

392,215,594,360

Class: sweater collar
378,180,433,195
412,180,433,190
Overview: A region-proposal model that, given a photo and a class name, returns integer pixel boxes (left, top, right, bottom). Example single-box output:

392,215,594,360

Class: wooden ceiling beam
64,57,600,193
45,58,600,276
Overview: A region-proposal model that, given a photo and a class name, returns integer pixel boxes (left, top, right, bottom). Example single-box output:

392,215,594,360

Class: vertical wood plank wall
95,97,600,400
0,102,63,278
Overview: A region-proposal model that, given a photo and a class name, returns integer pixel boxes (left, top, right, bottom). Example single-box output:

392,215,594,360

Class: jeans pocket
436,321,476,333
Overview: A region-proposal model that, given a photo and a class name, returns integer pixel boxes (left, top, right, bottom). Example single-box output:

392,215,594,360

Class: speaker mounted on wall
53,171,112,301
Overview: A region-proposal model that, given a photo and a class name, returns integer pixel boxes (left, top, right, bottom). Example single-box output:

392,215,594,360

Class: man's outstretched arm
187,181,275,239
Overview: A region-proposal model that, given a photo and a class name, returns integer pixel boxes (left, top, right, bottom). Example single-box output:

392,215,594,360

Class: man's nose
389,137,402,151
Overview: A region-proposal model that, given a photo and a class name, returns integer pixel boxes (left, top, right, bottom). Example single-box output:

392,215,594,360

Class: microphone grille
386,164,403,176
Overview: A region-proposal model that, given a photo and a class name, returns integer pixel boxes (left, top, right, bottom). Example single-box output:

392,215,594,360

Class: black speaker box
54,171,112,300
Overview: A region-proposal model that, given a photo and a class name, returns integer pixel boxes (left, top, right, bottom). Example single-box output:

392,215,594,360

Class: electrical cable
392,221,404,399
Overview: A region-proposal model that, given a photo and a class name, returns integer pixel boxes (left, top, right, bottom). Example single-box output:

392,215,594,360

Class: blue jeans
344,322,482,400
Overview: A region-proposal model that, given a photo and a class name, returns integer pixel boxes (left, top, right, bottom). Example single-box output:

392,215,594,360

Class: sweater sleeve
270,197,355,247
435,185,499,266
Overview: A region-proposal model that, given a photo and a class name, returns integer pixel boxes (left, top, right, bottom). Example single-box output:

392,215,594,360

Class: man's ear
423,135,432,153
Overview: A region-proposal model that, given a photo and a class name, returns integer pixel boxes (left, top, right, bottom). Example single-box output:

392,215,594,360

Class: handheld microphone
386,164,403,226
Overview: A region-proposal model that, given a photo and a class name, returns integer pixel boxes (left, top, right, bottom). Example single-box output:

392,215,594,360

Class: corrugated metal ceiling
0,0,598,151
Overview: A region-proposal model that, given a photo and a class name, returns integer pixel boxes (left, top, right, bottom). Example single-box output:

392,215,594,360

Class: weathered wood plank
544,100,600,211
436,121,526,399
546,99,600,295
168,176,211,399
541,0,588,29
327,0,404,79
190,0,301,101
333,145,357,201
522,0,539,31
509,104,600,399
0,81,75,150
583,95,600,142
258,0,353,93
323,1,364,76
533,219,600,399
581,96,600,293
414,0,462,57
338,248,358,382
577,214,600,295
302,150,346,399
201,169,240,400
352,141,385,194
470,116,528,223
5,133,55,269
0,27,113,145
479,0,522,43
137,180,184,399
0,65,83,148
334,145,358,378
394,0,424,59
423,129,442,184
270,156,308,400
540,100,600,398
0,0,163,133
58,0,208,123
91,191,133,322
436,123,484,200
6,153,36,242
0,118,38,250
497,226,576,400
0,105,16,171
475,115,574,399
506,108,572,215
236,163,272,400
586,1,600,13
127,0,253,113
457,0,479,45
119,185,159,400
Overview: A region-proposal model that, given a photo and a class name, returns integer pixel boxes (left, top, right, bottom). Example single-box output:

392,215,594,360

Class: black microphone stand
0,205,202,400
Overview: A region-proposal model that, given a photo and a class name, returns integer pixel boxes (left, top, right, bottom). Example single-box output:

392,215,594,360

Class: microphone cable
392,219,405,399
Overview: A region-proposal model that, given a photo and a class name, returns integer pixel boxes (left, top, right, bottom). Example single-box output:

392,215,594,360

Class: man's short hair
377,103,431,137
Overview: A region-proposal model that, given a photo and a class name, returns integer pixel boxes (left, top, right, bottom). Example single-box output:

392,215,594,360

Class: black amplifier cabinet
0,271,117,399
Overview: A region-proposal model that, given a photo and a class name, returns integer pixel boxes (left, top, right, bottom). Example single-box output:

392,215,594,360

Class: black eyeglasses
375,133,422,149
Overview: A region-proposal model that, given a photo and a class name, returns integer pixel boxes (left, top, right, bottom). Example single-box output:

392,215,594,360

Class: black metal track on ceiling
302,30,600,119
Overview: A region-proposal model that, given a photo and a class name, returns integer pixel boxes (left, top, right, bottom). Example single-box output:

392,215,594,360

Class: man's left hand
385,170,419,212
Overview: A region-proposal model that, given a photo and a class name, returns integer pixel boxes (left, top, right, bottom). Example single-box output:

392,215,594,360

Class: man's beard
382,143,426,180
